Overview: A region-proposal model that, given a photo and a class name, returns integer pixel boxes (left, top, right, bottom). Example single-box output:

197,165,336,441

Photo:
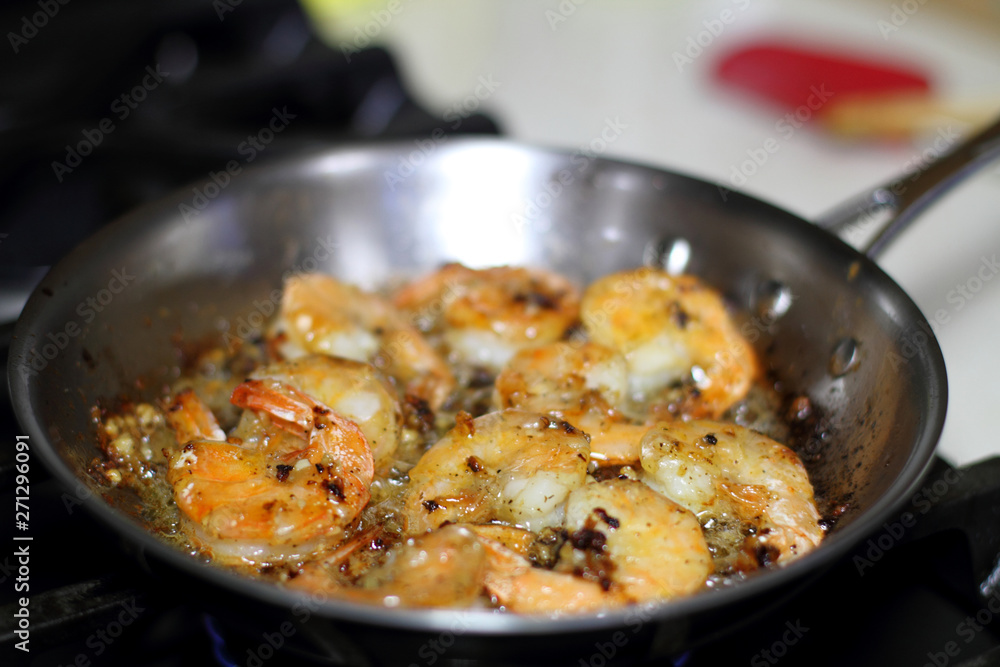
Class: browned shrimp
165,379,374,565
581,267,758,419
393,264,581,372
272,273,454,411
641,420,823,565
402,410,591,534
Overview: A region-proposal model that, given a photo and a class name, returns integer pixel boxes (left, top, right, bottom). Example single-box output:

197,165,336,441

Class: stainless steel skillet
8,117,1000,664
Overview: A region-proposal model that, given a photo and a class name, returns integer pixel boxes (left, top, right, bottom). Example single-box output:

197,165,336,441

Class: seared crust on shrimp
493,341,627,416
479,535,616,614
558,480,712,602
165,389,226,444
581,267,757,419
394,264,582,372
273,273,454,410
248,355,402,471
403,409,591,534
640,420,823,566
291,524,488,608
165,378,374,565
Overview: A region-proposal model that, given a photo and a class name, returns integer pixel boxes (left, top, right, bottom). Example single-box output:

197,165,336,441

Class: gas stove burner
205,615,239,667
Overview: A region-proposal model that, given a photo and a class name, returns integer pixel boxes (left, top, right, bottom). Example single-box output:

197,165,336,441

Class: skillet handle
814,114,1000,258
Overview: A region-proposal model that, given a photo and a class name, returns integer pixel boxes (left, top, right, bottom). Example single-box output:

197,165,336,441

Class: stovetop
3,0,1000,665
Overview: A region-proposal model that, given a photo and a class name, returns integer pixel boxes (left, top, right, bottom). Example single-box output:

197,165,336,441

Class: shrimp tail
230,378,375,482
230,379,321,439
166,389,226,443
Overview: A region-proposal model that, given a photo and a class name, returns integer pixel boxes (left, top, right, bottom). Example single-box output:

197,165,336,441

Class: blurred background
3,1,1000,665
308,0,1000,467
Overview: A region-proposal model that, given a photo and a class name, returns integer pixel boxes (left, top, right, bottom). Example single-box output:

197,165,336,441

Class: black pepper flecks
325,479,346,500
593,508,620,529
422,499,442,513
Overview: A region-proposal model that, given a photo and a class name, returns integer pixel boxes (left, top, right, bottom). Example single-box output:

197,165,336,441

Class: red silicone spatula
713,42,931,115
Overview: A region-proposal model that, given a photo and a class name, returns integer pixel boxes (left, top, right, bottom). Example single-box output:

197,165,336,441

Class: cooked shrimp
640,420,822,566
490,341,654,468
479,535,617,614
248,355,401,471
272,273,454,411
581,267,757,419
393,264,581,372
165,378,374,565
576,416,651,466
403,409,591,534
466,524,536,558
557,479,712,602
492,341,627,416
165,389,226,444
477,482,712,614
290,524,488,608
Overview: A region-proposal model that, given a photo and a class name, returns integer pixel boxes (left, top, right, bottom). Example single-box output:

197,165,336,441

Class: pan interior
9,138,945,627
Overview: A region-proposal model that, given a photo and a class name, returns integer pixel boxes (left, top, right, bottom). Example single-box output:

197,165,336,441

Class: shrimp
290,524,488,609
492,341,628,416
393,264,581,372
478,535,617,614
490,341,652,468
402,409,591,534
247,355,401,471
165,378,374,565
165,389,226,444
639,420,823,567
581,267,758,419
272,273,455,411
477,482,711,613
466,524,536,557
556,479,712,603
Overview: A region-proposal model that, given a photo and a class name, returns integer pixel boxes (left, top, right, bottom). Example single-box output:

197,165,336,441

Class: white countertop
321,0,1000,465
